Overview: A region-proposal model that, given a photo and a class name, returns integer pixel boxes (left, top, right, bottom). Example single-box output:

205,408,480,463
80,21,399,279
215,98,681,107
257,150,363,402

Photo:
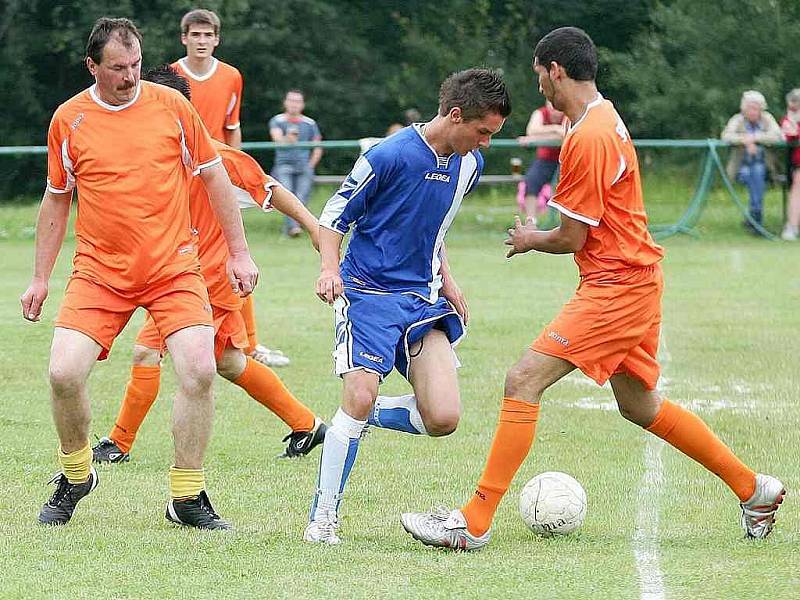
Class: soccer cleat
38,467,99,525
92,436,130,464
401,507,491,551
249,344,291,367
165,490,232,530
278,417,328,458
303,510,341,545
740,474,786,539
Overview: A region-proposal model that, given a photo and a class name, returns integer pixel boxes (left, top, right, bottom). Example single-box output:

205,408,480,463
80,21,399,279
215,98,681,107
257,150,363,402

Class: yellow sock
169,467,205,500
58,442,92,484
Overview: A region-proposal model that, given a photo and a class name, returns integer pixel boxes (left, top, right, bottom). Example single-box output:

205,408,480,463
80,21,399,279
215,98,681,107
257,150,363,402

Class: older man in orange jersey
21,18,257,530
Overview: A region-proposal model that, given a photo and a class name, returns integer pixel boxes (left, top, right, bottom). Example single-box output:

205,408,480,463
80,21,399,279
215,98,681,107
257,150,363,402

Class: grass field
0,176,797,599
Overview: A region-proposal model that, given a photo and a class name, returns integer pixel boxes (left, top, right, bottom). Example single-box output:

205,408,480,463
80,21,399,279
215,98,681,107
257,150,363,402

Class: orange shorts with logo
532,264,664,390
56,271,213,360
135,303,248,361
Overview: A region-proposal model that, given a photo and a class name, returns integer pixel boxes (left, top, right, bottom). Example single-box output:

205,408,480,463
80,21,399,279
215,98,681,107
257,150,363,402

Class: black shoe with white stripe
38,467,99,525
92,436,130,463
278,417,327,458
166,490,232,530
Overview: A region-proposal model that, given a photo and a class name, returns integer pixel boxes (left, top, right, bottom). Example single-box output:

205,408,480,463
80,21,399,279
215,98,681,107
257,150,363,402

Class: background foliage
0,0,798,193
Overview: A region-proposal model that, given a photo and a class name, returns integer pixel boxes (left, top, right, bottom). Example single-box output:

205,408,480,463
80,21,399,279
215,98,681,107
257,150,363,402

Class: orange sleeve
176,96,221,174
549,131,621,226
227,150,276,210
46,110,75,194
225,70,243,130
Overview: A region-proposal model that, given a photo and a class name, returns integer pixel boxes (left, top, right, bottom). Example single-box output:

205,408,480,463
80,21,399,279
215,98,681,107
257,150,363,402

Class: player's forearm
524,227,583,254
309,147,323,169
32,191,71,281
201,164,249,255
319,226,344,272
224,127,242,149
271,186,318,233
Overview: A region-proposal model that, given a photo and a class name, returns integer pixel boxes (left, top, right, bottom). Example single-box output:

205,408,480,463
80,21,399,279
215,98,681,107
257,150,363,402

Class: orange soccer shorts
135,303,248,360
532,264,664,390
56,271,213,360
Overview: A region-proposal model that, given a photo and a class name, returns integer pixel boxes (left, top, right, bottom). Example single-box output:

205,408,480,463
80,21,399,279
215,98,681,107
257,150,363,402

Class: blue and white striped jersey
319,124,484,302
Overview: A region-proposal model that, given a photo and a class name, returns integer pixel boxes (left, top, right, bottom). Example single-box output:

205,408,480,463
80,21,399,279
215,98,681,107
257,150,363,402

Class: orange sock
461,397,540,536
647,399,756,501
233,357,315,431
109,365,161,453
241,294,258,354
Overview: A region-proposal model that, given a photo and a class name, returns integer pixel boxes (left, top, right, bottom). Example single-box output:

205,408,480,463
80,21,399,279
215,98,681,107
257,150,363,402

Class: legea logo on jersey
548,331,569,346
425,172,451,183
70,113,84,131
359,351,384,364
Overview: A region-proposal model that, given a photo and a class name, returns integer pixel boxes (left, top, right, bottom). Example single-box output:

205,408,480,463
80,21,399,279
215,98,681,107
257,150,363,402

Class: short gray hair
740,90,766,112
786,88,800,105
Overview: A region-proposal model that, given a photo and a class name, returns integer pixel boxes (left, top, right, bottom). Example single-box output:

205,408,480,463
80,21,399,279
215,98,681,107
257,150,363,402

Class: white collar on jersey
413,122,455,170
178,57,219,81
568,93,604,133
88,83,142,112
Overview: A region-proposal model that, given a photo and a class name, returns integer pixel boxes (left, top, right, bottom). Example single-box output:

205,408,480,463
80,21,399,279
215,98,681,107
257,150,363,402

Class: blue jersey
319,124,484,302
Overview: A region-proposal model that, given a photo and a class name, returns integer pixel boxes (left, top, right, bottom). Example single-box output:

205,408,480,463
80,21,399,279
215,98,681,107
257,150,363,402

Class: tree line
1,0,798,195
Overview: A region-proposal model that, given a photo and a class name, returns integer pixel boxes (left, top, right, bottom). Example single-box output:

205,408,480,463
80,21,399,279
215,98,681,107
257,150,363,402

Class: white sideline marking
631,335,669,600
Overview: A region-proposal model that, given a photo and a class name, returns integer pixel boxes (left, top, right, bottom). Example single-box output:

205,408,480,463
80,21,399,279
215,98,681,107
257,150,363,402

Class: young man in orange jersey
92,65,326,467
173,8,289,369
21,18,258,530
401,27,785,550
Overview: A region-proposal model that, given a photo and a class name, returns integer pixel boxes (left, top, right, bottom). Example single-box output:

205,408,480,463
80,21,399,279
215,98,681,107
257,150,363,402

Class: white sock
310,407,366,522
368,394,428,435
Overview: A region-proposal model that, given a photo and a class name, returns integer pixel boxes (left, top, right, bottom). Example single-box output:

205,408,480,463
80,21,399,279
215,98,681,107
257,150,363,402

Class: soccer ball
519,471,587,536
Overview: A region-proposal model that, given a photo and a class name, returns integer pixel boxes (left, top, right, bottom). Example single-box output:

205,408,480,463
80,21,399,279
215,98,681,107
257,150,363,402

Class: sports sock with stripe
367,394,428,435
461,397,540,536
233,357,315,431
109,364,161,453
310,408,366,522
646,399,756,501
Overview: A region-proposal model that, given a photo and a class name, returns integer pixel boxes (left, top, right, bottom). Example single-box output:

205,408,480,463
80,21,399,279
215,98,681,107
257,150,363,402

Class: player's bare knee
424,409,460,437
132,344,161,366
178,358,216,398
48,364,85,398
216,349,246,381
343,383,377,419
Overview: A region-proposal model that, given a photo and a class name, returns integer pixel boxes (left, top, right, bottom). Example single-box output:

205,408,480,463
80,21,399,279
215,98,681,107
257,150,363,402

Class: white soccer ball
519,471,587,536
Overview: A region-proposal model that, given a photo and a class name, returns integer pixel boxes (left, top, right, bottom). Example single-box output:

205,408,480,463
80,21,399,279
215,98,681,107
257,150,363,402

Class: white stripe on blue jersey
318,124,484,302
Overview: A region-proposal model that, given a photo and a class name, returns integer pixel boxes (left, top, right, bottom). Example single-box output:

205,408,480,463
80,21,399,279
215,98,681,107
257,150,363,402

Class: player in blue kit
304,68,511,544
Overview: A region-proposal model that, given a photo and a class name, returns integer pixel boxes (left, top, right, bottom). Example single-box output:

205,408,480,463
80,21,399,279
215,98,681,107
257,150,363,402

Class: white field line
631,334,670,600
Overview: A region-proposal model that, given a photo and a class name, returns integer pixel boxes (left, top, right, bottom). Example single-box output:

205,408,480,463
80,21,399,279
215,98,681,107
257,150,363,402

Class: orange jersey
172,58,243,141
549,95,664,275
192,140,276,310
46,81,220,290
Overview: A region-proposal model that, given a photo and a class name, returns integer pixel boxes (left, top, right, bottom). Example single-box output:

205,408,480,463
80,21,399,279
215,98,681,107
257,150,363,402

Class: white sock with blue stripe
310,407,366,522
367,394,428,435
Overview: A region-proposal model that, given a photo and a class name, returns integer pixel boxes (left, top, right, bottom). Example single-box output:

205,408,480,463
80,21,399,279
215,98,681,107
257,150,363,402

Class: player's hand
316,268,343,304
21,279,48,322
227,251,259,297
505,215,537,258
441,274,469,326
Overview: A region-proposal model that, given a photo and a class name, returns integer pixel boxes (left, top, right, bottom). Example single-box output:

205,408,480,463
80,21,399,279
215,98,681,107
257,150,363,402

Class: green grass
0,176,797,599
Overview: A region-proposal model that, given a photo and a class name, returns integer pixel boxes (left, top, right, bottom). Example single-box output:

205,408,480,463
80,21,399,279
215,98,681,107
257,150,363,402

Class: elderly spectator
780,88,800,241
721,90,782,231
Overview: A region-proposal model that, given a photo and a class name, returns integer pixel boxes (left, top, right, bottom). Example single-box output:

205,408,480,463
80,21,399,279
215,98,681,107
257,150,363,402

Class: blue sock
368,394,428,435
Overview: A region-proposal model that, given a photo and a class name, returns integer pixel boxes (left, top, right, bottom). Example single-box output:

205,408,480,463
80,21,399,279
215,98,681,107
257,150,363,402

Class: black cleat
278,417,327,458
166,490,232,530
92,436,130,463
38,467,99,525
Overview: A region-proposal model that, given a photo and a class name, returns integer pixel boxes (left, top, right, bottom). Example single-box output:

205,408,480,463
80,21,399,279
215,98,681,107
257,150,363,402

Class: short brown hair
438,68,511,121
86,17,142,64
181,9,221,35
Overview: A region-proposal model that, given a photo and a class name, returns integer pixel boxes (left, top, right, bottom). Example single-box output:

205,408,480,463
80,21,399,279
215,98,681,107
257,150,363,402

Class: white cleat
250,344,290,367
303,510,341,545
740,474,786,539
401,508,490,551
